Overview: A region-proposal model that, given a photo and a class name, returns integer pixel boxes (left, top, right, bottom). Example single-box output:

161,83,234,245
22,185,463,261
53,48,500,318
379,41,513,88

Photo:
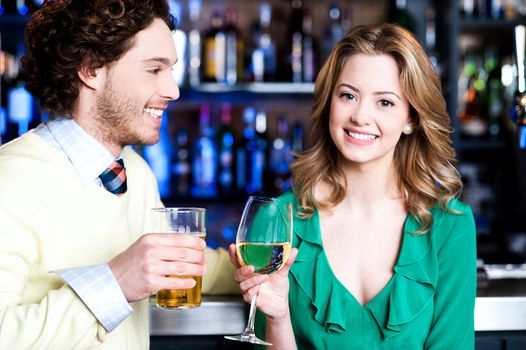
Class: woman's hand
228,244,298,321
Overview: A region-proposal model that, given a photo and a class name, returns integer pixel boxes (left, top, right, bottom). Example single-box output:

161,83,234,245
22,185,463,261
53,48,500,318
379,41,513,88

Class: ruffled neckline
285,193,442,340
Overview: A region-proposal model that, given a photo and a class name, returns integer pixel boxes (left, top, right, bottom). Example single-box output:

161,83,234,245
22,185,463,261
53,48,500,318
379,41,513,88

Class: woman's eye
339,92,355,101
379,99,394,108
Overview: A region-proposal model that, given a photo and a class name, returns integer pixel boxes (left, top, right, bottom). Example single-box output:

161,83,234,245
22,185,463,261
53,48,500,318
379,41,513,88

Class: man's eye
148,68,161,74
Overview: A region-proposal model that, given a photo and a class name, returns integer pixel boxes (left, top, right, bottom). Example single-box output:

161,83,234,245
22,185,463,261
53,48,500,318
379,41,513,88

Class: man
0,1,235,348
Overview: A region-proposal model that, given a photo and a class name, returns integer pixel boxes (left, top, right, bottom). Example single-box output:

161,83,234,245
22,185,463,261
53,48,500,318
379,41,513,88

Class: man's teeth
346,130,377,141
144,108,163,118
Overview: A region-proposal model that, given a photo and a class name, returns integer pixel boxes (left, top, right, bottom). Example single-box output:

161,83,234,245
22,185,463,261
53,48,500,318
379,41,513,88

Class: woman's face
328,53,411,170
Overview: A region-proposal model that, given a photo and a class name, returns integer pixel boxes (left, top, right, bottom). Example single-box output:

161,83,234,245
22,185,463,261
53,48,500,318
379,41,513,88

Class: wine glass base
224,334,273,346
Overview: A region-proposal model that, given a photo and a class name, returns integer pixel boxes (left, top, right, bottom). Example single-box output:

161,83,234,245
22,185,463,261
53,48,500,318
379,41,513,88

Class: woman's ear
78,65,106,90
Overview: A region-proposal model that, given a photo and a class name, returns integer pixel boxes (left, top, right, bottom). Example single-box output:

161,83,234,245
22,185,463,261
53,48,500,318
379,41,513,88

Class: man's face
94,18,179,150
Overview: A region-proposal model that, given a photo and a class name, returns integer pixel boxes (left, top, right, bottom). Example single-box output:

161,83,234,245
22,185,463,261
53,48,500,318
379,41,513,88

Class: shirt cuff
53,264,132,332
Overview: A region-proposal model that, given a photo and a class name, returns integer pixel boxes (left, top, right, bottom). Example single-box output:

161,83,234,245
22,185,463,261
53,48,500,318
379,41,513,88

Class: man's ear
78,65,106,90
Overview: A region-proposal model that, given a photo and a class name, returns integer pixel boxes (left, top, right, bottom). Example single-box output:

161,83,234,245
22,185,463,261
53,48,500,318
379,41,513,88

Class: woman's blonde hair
291,23,462,233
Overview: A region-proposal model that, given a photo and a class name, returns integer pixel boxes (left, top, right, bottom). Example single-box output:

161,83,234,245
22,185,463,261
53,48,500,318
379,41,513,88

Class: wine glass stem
245,292,258,333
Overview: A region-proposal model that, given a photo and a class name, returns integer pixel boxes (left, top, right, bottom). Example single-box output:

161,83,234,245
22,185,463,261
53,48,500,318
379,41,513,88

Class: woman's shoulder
434,197,474,225
276,190,297,204
430,197,476,248
445,197,471,213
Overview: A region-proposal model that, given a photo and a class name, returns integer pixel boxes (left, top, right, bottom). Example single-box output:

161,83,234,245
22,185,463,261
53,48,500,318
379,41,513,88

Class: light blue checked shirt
34,118,132,332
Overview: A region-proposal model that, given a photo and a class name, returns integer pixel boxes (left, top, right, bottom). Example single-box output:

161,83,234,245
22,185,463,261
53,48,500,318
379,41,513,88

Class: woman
229,23,476,349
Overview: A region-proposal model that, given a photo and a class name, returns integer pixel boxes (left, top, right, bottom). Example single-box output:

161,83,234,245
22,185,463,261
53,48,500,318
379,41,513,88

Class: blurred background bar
2,1,526,348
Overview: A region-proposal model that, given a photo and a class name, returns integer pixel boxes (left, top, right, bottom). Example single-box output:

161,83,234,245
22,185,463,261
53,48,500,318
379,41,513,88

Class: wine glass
224,196,293,346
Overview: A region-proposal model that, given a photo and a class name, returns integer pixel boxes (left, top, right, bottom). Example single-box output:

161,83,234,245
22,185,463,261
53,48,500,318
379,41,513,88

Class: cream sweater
0,132,237,349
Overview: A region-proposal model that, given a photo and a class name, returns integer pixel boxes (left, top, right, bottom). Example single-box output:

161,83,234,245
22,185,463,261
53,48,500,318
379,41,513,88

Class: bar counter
150,295,246,336
150,278,526,336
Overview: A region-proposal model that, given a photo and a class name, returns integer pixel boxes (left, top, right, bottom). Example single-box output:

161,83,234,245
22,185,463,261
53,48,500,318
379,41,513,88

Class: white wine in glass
225,196,293,346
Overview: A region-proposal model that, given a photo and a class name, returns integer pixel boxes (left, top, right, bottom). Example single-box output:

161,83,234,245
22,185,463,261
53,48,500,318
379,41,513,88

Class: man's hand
109,233,206,302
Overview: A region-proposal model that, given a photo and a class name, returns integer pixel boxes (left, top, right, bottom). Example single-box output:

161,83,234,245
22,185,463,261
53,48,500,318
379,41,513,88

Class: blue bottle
217,103,235,196
192,103,218,197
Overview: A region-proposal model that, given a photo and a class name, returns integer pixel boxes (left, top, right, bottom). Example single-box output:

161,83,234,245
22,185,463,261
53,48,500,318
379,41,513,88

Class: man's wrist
54,263,132,331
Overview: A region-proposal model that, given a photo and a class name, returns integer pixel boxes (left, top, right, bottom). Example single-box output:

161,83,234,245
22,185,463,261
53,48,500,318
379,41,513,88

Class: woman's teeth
346,130,377,141
144,108,163,118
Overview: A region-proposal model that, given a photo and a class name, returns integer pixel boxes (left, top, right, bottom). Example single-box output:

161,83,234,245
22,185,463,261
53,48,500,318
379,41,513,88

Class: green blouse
256,191,477,349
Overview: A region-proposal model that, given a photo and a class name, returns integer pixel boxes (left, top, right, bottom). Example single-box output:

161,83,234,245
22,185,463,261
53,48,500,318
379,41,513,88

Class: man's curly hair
22,0,174,118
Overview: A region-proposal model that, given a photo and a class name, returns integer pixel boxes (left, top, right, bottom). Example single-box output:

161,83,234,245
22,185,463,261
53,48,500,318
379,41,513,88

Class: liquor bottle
340,6,352,34
270,114,293,194
510,25,526,218
143,112,171,198
322,3,342,63
458,54,487,137
476,0,487,18
252,110,269,194
217,103,235,196
0,107,5,145
192,103,218,197
187,0,202,87
251,2,276,82
323,4,352,62
292,121,304,154
490,0,504,19
390,0,415,33
503,0,518,20
236,107,256,193
484,46,503,138
289,0,303,83
511,25,526,147
518,0,526,18
7,82,33,137
168,0,187,86
0,0,32,16
425,5,441,77
202,10,224,82
6,43,33,139
425,6,436,53
461,0,477,17
302,6,316,82
172,127,191,196
0,33,3,144
0,0,27,16
260,2,277,81
250,20,264,82
16,0,28,15
223,6,243,85
0,0,16,15
236,107,267,195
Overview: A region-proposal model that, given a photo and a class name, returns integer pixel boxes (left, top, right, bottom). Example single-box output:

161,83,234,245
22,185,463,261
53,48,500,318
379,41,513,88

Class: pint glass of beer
151,207,206,309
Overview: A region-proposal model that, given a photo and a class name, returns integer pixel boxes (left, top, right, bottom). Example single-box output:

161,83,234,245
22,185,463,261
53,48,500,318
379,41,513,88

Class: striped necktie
99,159,127,195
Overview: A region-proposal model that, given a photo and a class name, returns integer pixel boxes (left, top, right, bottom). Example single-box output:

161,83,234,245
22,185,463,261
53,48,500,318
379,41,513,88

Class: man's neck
70,112,123,157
